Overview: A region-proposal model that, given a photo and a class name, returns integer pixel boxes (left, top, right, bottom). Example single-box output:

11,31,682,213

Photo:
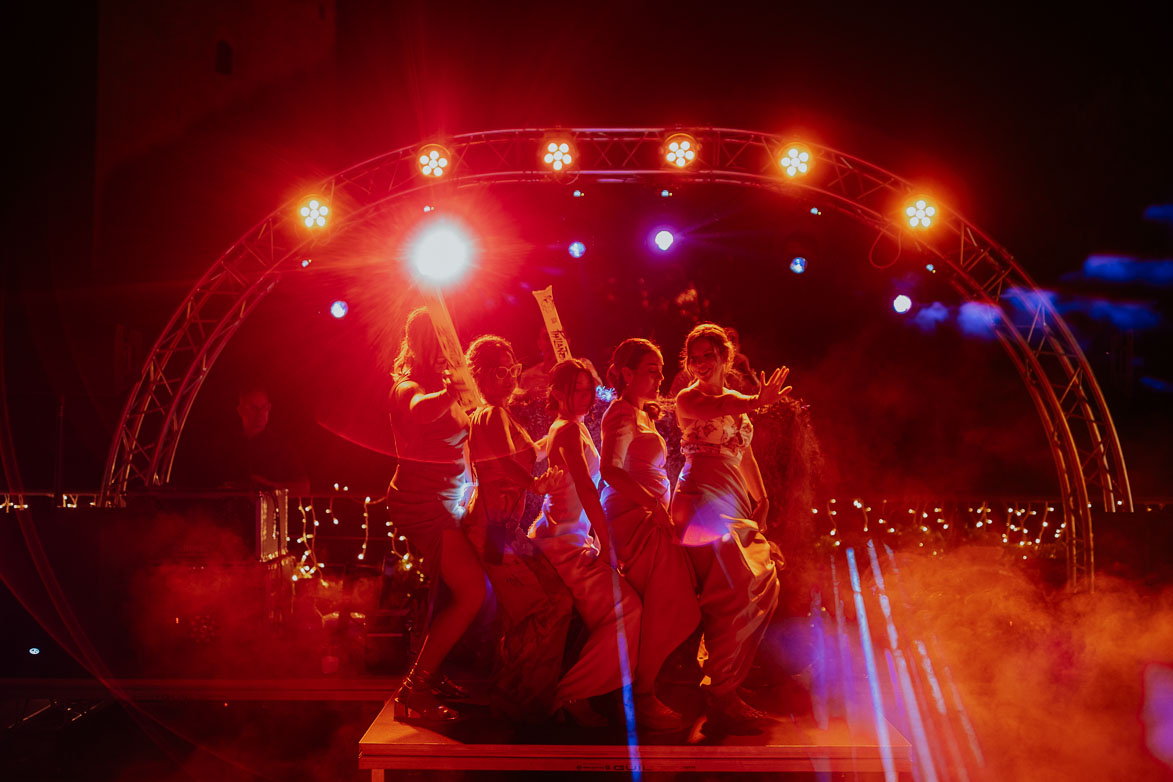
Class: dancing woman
463,335,574,720
387,307,487,723
599,339,701,731
670,323,789,731
530,359,643,726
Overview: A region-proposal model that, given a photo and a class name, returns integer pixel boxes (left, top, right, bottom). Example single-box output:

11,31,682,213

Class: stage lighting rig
542,140,575,172
299,199,329,228
417,144,451,178
663,132,698,169
779,143,812,177
905,198,937,229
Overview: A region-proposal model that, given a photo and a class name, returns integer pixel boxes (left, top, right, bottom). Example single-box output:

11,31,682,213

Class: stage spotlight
573,189,584,197
299,199,329,228
790,256,807,274
779,143,812,177
568,241,586,258
893,294,913,313
330,300,348,319
905,197,937,229
417,144,451,178
663,133,698,169
300,259,311,268
412,220,472,283
542,140,574,172
29,647,40,655
654,230,675,251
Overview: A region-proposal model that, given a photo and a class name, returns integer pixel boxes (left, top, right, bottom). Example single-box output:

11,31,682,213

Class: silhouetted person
221,386,310,494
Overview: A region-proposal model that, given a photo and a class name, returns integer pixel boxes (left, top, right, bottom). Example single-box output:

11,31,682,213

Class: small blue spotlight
300,258,311,268
810,207,821,215
925,263,936,273
29,647,40,655
654,230,675,251
595,385,615,402
790,256,807,274
893,295,912,314
660,189,672,197
330,300,348,319
423,205,434,213
568,241,586,258
572,189,584,198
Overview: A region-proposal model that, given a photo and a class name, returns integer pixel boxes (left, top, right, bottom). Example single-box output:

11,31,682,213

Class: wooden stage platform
359,700,913,778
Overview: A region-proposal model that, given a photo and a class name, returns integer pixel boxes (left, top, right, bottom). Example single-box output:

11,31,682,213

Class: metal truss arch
102,127,1131,589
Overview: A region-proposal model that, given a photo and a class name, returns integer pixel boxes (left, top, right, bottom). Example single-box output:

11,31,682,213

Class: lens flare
411,220,473,284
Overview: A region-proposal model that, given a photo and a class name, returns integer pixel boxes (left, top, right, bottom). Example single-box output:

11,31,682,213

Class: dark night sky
5,1,1171,494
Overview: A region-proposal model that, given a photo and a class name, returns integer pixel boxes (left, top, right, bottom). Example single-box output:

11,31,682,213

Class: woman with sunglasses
599,338,700,731
387,307,486,723
464,335,574,721
530,358,643,727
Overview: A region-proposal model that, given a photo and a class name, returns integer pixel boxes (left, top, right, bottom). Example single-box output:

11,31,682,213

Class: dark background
5,1,1171,498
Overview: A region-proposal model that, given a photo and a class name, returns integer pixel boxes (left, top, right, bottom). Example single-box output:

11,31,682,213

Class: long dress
529,419,643,706
465,405,574,720
386,381,469,578
600,399,700,689
670,410,779,696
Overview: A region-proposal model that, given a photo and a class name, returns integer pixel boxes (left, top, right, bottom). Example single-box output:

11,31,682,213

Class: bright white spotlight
330,300,348,318
654,230,675,251
568,241,586,258
790,256,807,274
893,294,913,314
412,221,472,283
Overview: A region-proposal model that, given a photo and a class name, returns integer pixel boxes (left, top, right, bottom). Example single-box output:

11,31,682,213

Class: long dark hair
606,338,663,419
392,307,443,386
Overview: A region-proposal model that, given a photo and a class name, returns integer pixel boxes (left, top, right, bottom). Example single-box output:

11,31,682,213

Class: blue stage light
568,241,586,258
29,647,40,655
573,189,584,198
330,301,348,318
790,256,807,274
654,230,675,251
893,295,912,314
661,189,671,197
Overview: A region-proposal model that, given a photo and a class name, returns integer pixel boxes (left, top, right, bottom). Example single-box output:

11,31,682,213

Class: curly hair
392,307,442,384
680,322,735,379
465,334,514,396
606,338,663,418
546,358,599,415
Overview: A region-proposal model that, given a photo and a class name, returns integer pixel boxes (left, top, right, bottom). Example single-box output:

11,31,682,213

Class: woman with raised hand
670,323,789,732
600,338,701,731
530,358,643,727
463,335,573,721
386,307,486,723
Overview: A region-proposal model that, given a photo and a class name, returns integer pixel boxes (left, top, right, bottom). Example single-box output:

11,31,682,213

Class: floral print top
680,411,753,462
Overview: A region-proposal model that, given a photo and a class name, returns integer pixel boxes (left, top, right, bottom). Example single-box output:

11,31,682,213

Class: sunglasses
493,363,523,380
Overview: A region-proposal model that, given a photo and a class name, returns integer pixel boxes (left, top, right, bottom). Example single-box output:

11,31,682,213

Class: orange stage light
542,140,574,172
779,143,812,177
417,144,451,178
663,132,698,169
299,199,329,228
905,197,937,229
